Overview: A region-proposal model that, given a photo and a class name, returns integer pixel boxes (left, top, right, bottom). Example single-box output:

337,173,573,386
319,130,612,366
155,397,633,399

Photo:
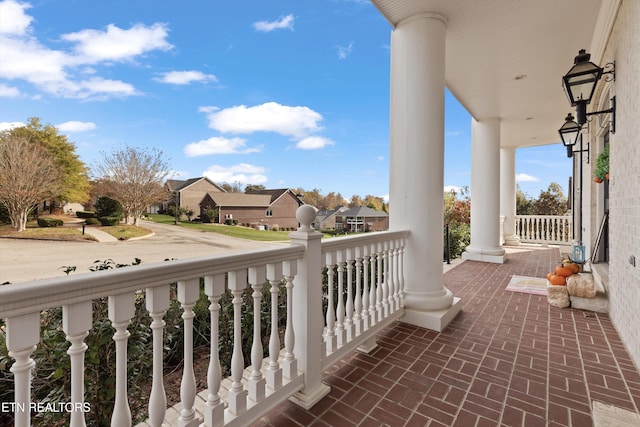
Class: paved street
0,221,280,283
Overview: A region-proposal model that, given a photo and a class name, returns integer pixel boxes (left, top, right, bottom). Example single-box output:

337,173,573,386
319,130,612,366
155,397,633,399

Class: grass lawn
0,223,97,241
99,225,153,240
146,214,292,242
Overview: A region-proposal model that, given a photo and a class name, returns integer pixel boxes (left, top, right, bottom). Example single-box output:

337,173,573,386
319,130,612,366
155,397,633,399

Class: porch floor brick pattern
259,247,640,426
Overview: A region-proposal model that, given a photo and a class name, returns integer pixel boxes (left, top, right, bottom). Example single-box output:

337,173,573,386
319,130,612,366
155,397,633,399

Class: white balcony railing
0,206,409,427
515,215,573,245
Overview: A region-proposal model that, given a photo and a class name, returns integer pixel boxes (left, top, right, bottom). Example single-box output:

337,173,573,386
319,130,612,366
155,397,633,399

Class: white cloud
0,121,24,131
296,136,335,150
0,3,172,99
184,136,261,157
0,83,20,97
337,42,354,60
61,23,173,63
203,163,268,185
56,121,96,132
203,102,323,138
253,14,294,32
155,70,218,85
0,0,33,36
516,173,539,182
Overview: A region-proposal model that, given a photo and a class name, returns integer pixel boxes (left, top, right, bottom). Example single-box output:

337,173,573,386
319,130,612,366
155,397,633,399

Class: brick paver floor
259,246,640,426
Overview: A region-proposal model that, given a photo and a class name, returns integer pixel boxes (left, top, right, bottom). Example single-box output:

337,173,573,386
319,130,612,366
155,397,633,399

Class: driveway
0,221,281,284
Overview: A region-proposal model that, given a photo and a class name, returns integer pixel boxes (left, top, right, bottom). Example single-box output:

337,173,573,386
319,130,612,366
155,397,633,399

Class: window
266,209,273,217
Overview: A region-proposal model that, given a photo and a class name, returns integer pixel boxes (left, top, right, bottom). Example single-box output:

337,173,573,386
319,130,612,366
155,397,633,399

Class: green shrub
37,218,63,227
99,216,120,226
444,222,470,260
84,217,100,225
76,211,97,219
94,196,124,220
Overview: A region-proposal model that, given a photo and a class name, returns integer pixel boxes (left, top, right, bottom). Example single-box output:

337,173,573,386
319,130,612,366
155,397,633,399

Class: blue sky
0,0,571,202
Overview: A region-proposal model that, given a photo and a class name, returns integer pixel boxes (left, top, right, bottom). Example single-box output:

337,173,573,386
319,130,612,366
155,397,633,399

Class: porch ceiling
371,0,605,149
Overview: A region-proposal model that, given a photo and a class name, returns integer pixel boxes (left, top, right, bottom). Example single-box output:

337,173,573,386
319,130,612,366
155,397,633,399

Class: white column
463,118,507,263
389,13,461,332
500,147,520,246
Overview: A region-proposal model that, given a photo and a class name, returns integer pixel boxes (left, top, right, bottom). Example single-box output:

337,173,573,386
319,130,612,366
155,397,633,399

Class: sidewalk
83,226,119,242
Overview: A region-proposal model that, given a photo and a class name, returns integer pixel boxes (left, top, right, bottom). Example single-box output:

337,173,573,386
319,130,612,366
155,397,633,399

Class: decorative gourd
548,274,566,286
555,266,573,277
547,272,554,281
563,262,581,274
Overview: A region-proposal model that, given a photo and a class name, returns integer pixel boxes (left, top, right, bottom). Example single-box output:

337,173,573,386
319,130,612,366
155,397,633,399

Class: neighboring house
335,206,388,232
154,177,226,216
200,188,303,229
314,206,348,230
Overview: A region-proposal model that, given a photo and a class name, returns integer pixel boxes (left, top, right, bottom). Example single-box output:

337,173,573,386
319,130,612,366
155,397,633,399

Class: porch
258,245,638,426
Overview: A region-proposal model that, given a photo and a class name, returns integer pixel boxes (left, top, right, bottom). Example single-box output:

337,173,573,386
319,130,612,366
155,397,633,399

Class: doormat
505,275,548,296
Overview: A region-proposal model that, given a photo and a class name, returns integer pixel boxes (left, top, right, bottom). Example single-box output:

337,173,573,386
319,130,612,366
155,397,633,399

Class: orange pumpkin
555,266,573,277
563,262,581,274
547,272,554,281
548,274,566,286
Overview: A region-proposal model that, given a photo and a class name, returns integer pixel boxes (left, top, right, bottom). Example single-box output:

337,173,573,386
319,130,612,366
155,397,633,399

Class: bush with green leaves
99,216,120,226
76,211,97,219
94,196,124,220
84,217,100,225
37,218,64,227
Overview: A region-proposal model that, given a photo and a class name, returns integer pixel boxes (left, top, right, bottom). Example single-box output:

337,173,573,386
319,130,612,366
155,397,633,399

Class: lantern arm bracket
584,96,616,133
567,140,590,164
601,62,615,82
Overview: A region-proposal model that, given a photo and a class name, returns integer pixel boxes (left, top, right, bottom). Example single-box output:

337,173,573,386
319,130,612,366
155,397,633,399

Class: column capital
398,13,447,28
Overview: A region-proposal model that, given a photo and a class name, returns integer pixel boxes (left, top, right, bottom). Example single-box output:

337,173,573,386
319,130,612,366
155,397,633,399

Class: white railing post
203,274,226,427
227,269,248,416
288,205,330,409
335,249,346,346
177,279,200,427
282,260,297,380
62,302,92,427
324,252,337,354
145,285,170,427
248,266,267,403
266,263,283,391
344,248,355,341
353,246,363,335
6,312,40,427
108,293,135,427
361,246,371,331
369,243,378,325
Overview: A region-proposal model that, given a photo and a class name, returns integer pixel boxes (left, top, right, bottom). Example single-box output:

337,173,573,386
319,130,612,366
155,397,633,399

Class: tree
9,117,90,211
300,188,323,207
219,181,243,193
0,132,61,231
363,195,384,211
349,195,363,208
532,182,568,215
244,184,266,193
95,146,170,226
322,192,345,209
94,196,123,220
516,185,534,215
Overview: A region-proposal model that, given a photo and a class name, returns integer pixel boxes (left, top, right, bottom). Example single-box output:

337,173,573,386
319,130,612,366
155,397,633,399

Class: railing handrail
321,230,410,254
515,214,572,219
0,244,305,319
514,214,573,245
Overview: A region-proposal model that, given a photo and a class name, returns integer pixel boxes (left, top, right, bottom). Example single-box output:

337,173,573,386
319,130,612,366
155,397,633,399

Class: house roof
246,188,303,205
206,192,273,208
316,206,348,222
166,177,225,193
339,206,388,218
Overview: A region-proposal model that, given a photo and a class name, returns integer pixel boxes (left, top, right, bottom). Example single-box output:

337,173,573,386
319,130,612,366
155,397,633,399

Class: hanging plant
594,144,609,182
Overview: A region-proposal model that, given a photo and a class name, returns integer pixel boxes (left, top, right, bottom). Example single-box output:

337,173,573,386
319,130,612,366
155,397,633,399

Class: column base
401,297,461,332
504,234,521,246
289,382,331,410
462,248,506,264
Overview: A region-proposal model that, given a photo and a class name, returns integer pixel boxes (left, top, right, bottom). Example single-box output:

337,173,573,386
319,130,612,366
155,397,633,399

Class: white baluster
178,279,200,427
361,246,371,331
398,238,406,306
227,269,248,416
376,244,384,321
382,241,390,317
248,266,266,403
6,312,39,427
266,263,283,391
204,274,225,427
368,243,378,324
391,241,400,311
145,285,170,427
335,250,346,346
353,246,363,336
282,260,297,380
344,248,355,341
108,293,135,427
324,253,337,353
63,302,92,427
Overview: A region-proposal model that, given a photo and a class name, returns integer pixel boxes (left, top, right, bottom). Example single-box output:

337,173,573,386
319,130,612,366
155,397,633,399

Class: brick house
199,188,303,229
159,177,225,216
314,206,348,230
335,206,388,232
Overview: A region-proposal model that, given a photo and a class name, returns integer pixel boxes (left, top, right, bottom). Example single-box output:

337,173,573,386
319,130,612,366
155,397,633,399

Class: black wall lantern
562,49,616,132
